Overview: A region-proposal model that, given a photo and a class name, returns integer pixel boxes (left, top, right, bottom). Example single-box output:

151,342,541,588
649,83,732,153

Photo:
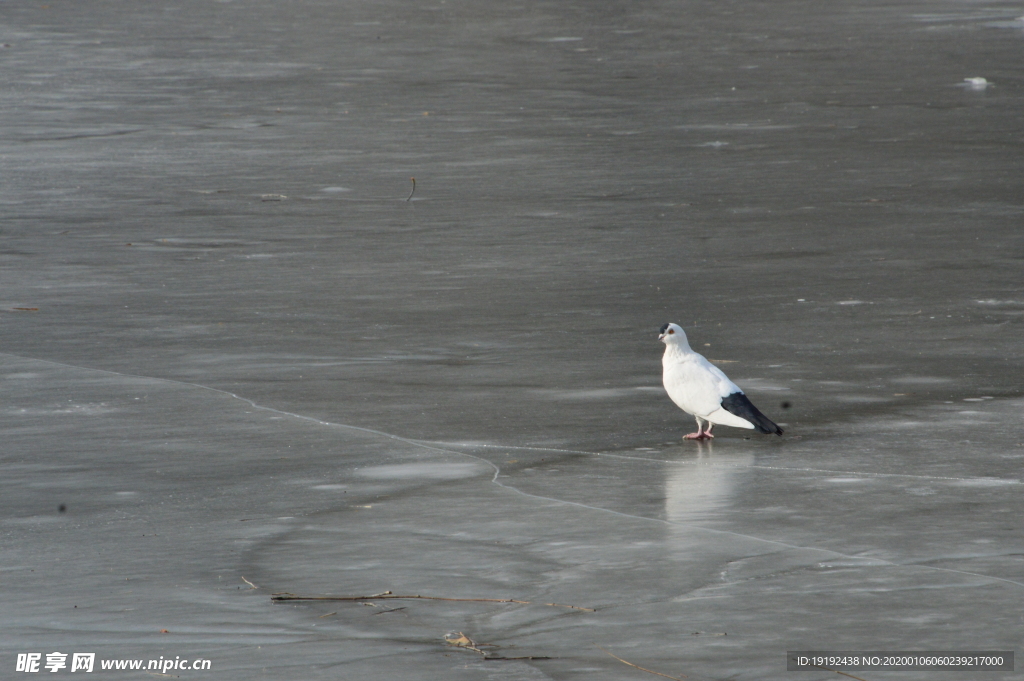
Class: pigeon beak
658,332,666,341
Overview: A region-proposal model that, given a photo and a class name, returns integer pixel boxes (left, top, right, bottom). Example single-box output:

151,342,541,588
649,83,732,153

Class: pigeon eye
668,329,674,334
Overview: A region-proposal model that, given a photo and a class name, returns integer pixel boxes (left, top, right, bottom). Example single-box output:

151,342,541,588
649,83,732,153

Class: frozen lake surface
2,1,1022,679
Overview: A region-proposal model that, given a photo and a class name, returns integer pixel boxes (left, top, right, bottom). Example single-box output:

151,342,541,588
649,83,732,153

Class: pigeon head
658,322,689,347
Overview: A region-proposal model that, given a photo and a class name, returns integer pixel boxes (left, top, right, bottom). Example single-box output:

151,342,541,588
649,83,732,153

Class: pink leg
684,417,714,440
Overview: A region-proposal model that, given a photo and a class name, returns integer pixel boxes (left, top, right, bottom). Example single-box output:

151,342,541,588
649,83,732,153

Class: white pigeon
659,323,782,439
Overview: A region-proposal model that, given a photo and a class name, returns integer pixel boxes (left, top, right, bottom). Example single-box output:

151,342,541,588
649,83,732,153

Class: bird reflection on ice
664,444,755,524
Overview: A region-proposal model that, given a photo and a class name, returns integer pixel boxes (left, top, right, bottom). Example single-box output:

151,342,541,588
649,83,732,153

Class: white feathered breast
662,351,740,417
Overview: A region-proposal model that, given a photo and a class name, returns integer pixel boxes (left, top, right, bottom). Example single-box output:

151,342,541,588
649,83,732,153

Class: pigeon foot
684,432,713,440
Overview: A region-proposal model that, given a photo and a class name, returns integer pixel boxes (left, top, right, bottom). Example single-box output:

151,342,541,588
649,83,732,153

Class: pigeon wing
719,392,783,435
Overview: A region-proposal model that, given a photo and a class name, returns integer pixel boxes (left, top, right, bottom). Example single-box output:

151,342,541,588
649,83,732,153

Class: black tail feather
720,392,783,436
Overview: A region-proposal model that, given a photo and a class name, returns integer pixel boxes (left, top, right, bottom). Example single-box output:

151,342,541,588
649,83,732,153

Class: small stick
809,664,871,681
317,611,337,618
241,577,257,589
371,607,406,615
597,646,687,680
271,592,595,611
544,602,594,611
406,177,416,201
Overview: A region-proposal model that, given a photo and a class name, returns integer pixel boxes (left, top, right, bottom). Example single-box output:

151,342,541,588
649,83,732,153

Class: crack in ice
5,352,1023,591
